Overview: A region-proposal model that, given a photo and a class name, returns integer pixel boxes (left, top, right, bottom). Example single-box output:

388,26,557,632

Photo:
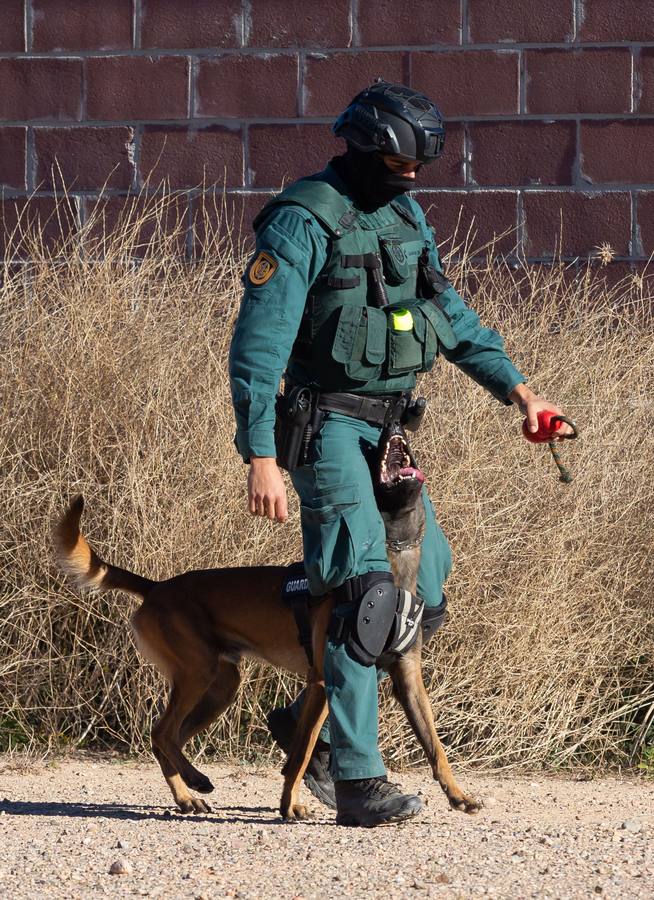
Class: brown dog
55,426,479,820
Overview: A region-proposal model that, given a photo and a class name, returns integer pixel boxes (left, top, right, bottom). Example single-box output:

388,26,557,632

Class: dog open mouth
379,430,425,488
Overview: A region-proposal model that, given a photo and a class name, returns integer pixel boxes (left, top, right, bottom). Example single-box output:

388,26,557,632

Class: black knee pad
329,572,424,666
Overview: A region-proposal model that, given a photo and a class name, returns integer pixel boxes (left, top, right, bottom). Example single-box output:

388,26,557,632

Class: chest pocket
379,238,410,286
385,299,459,376
332,306,387,382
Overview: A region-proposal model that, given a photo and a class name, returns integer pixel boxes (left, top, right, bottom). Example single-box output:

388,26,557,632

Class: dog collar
385,528,425,553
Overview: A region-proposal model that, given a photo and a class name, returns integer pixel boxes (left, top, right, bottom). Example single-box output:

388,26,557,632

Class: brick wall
1,0,653,267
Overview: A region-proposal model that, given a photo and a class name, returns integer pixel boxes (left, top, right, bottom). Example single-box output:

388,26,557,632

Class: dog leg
279,676,328,821
151,672,220,798
155,660,241,814
387,645,481,813
151,745,208,815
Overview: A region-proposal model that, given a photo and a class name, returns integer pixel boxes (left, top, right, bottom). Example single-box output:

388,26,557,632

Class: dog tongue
400,466,425,483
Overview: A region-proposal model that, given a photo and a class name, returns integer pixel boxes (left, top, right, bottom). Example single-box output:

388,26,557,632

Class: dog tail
55,495,156,597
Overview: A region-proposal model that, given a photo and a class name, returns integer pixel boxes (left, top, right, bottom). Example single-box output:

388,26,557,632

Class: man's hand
248,456,288,523
508,384,575,439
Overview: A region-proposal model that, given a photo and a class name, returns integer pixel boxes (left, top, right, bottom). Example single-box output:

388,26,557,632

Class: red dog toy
522,410,565,443
522,410,578,482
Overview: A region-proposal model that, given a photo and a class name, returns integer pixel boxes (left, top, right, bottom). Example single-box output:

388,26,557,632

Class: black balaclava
331,145,418,211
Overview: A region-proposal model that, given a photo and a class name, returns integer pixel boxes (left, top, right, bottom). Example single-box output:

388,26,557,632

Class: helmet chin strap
334,147,415,211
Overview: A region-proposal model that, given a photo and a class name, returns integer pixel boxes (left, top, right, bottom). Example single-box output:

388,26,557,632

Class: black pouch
379,238,411,286
274,386,314,472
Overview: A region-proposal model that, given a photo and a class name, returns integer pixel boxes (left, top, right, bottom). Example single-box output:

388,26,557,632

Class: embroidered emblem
249,251,278,285
390,243,406,264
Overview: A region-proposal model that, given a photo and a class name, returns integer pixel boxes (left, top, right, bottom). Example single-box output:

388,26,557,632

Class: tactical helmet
333,80,445,164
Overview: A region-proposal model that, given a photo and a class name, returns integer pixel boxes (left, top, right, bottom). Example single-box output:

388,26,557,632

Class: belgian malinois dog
55,423,480,820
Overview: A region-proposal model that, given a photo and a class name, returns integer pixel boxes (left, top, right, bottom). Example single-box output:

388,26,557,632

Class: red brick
197,55,298,118
417,190,519,255
86,56,189,121
638,48,654,114
469,122,575,187
1,196,79,255
0,59,82,121
248,0,351,48
637,193,654,256
580,0,654,41
303,51,405,117
523,192,631,258
141,0,241,49
525,49,631,115
0,0,25,52
416,122,464,188
33,0,132,51
358,0,461,46
469,0,574,42
581,122,654,185
249,124,339,188
34,126,134,191
193,191,275,254
0,128,26,189
83,193,190,256
411,51,519,117
140,125,243,189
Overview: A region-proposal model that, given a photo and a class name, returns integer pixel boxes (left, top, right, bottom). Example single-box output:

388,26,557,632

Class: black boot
335,776,422,827
266,706,336,810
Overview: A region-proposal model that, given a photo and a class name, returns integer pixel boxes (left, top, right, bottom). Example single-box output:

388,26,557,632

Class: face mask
334,148,418,210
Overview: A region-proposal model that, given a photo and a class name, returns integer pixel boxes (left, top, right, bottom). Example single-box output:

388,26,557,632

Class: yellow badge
249,251,278,285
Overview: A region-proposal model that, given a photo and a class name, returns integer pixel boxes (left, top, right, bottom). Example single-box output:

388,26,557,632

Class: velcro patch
281,562,311,603
249,251,278,285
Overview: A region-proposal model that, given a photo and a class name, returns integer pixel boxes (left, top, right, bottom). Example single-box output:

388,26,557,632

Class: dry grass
1,190,653,771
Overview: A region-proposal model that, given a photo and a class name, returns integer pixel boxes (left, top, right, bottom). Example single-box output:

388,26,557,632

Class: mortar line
297,50,304,117
462,0,469,45
132,0,141,49
242,0,251,47
516,189,525,257
25,0,33,52
1,42,654,60
132,122,141,191
3,113,654,129
519,49,526,114
26,126,35,192
186,55,193,119
243,122,250,188
350,0,360,47
574,0,582,45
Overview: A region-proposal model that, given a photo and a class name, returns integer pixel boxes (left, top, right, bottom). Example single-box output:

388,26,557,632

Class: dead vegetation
0,190,653,770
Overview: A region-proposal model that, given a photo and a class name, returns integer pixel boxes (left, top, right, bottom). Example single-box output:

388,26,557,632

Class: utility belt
275,383,428,472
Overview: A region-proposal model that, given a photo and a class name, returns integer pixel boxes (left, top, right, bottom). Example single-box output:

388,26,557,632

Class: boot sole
335,804,422,828
304,772,337,810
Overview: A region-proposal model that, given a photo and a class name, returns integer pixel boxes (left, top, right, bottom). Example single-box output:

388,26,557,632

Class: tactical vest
254,170,457,395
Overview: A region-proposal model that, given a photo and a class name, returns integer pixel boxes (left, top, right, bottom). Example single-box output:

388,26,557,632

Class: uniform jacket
229,162,525,461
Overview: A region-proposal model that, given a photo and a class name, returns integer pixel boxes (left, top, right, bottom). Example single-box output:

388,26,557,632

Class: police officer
229,81,572,827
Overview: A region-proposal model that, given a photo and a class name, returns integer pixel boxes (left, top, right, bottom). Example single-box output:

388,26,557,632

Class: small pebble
109,858,132,875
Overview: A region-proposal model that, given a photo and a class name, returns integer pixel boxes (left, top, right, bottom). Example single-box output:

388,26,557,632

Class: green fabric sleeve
228,205,329,461
409,197,526,405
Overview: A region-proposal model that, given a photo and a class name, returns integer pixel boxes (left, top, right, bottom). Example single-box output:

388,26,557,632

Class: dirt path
0,754,652,899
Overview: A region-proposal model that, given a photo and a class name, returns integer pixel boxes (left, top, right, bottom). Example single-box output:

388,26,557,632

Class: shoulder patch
248,251,278,285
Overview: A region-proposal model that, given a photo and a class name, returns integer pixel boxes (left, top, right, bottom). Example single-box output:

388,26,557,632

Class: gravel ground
0,753,652,899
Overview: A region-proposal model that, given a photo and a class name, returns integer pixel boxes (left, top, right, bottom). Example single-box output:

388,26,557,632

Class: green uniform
229,163,525,780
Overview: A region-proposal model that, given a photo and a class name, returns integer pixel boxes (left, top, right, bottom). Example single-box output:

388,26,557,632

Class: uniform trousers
289,411,452,781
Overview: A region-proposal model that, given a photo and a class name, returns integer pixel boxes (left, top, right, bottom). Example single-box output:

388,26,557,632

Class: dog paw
177,797,212,814
281,803,310,821
449,793,481,814
187,773,214,795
